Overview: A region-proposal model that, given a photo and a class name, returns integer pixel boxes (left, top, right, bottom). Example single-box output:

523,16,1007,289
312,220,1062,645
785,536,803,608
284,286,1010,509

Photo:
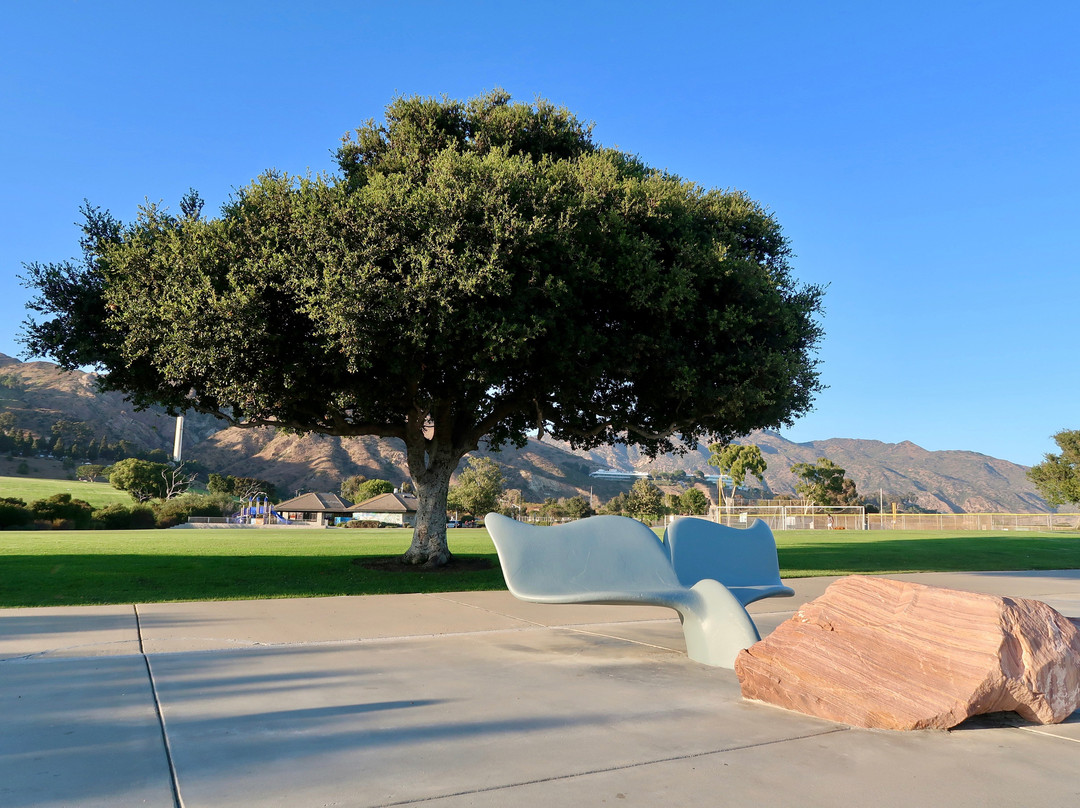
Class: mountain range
0,353,1051,513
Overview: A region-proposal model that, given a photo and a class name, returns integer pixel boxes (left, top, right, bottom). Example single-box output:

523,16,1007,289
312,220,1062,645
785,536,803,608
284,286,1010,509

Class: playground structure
233,494,291,526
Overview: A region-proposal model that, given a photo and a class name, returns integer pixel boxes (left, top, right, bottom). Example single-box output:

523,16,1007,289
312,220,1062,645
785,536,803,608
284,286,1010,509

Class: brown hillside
547,431,1049,513
0,353,224,452
0,354,1052,512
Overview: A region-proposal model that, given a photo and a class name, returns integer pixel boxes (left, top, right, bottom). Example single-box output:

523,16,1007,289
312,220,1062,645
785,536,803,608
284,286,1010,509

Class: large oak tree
21,91,824,565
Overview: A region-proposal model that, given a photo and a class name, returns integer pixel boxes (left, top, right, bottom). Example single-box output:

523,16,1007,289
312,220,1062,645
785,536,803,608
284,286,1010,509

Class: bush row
0,493,235,530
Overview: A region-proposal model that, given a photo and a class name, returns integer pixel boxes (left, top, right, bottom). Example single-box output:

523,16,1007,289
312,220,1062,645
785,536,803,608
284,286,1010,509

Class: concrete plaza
2,570,1079,807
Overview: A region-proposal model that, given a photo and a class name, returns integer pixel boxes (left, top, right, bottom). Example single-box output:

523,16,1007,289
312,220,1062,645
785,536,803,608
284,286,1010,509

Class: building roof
275,492,354,512
352,492,420,514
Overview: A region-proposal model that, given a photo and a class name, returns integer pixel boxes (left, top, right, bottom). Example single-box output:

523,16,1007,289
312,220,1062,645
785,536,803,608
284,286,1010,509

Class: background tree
21,91,823,566
707,443,767,510
351,478,395,504
215,475,278,502
836,476,862,506
496,487,524,518
679,487,710,516
537,497,566,521
1028,430,1080,506
563,494,593,520
599,492,630,516
108,458,171,502
447,457,506,517
207,473,231,495
51,419,93,447
339,474,369,502
626,478,664,521
790,457,848,505
161,462,198,500
75,463,106,482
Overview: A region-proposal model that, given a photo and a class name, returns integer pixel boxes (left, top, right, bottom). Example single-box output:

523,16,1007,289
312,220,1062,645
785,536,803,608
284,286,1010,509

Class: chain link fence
866,512,1080,531
701,506,1080,532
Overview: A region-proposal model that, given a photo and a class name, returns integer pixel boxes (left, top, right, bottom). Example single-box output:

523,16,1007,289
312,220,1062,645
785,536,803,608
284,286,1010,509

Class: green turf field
0,475,132,509
1,526,1079,607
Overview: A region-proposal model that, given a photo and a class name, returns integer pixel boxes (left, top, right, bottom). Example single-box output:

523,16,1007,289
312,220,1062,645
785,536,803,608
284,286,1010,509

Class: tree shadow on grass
353,555,494,573
0,553,509,607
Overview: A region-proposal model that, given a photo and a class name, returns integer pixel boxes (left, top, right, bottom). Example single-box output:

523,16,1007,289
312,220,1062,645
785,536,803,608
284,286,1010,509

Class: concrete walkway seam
134,604,185,808
367,727,850,808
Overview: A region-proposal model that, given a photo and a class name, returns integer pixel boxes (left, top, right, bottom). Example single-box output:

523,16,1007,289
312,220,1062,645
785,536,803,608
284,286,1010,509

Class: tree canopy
626,478,665,520
679,487,710,516
707,442,767,507
447,456,506,517
790,457,860,506
1028,430,1080,506
109,458,171,502
351,478,396,504
21,90,824,565
208,473,279,501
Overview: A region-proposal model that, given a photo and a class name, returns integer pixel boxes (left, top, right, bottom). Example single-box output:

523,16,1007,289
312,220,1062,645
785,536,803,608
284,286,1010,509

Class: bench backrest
485,513,680,600
663,517,784,589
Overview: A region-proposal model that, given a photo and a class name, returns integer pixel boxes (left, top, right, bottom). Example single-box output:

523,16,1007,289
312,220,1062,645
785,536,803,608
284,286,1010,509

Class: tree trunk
402,450,457,566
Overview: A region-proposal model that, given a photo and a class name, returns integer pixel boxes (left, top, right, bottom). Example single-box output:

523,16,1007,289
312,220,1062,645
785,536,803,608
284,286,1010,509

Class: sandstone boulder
734,576,1080,730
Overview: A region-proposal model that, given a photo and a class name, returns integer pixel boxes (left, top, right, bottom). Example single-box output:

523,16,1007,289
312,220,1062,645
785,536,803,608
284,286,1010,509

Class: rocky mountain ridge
0,354,1051,513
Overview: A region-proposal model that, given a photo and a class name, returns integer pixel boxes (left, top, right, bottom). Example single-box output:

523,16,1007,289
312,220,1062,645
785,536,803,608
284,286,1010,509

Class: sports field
2,526,1079,607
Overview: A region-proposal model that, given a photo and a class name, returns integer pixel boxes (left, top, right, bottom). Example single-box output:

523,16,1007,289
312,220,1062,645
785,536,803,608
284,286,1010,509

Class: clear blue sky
2,1,1076,466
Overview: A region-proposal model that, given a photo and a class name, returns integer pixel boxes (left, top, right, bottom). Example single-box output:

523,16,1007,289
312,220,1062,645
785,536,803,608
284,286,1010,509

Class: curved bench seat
484,512,762,668
664,517,795,605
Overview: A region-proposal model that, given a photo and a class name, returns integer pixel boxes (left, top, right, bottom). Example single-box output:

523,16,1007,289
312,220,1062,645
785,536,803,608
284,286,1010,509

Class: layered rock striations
735,576,1080,730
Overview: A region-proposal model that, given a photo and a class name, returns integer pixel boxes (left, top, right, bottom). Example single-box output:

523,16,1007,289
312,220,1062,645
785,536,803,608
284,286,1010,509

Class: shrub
92,503,136,529
0,500,32,528
344,519,385,528
153,493,232,528
92,503,160,530
30,493,94,529
130,504,158,529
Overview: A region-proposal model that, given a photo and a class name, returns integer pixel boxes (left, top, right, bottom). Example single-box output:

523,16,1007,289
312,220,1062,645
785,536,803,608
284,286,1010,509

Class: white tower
172,415,184,463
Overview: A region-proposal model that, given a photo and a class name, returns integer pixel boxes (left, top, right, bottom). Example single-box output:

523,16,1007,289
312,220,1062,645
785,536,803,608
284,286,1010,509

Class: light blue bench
484,512,792,669
664,517,794,605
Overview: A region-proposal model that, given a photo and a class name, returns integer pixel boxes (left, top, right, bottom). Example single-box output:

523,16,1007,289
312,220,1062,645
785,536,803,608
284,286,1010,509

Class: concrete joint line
562,625,679,653
134,604,185,808
425,592,550,628
369,728,849,807
1016,725,1080,744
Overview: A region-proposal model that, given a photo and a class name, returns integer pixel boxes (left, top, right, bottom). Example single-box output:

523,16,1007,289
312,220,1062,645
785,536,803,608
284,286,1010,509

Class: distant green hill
0,475,132,509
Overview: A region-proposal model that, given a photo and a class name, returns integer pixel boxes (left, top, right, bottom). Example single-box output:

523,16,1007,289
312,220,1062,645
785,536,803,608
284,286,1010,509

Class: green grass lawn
773,529,1080,577
0,475,132,509
0,527,504,607
1,526,1079,607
